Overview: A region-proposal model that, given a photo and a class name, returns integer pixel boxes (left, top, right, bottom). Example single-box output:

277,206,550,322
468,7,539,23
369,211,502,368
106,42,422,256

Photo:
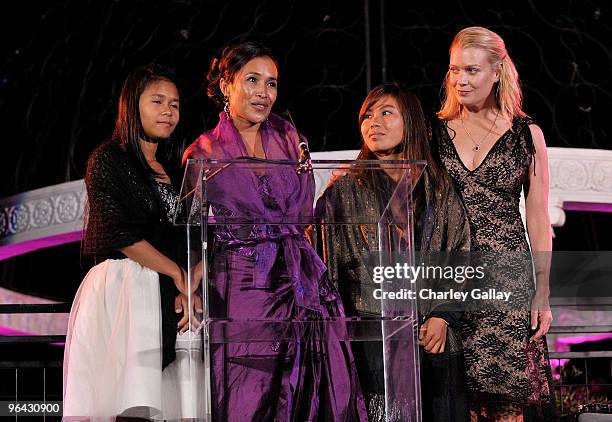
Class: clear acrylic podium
174,159,426,422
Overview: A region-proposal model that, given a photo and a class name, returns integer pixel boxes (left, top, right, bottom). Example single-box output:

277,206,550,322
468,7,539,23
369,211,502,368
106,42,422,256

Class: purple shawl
184,112,326,311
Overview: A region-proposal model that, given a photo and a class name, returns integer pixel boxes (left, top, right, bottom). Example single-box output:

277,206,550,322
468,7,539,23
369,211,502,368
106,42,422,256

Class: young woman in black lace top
317,82,471,422
63,64,199,419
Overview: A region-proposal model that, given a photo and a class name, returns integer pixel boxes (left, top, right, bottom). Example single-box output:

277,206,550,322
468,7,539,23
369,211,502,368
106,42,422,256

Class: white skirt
62,258,205,421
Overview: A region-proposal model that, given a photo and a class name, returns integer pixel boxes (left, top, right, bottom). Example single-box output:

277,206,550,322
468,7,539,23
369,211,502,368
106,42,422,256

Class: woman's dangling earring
224,96,230,117
494,81,500,105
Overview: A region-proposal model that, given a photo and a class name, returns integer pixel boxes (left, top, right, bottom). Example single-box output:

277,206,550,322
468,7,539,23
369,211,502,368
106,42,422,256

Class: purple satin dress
184,112,367,422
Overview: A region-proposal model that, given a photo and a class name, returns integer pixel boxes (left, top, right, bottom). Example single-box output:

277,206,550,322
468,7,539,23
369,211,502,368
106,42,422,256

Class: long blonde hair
437,26,526,123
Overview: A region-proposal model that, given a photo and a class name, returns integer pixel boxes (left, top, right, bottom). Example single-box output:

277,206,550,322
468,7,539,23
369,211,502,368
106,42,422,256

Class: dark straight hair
206,41,279,109
357,82,446,190
112,63,181,179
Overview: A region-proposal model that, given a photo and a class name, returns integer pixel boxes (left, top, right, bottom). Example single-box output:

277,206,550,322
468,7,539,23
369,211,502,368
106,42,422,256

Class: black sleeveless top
437,117,536,252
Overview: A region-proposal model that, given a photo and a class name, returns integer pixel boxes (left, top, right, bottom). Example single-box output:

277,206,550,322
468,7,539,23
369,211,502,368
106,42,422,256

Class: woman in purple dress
183,42,366,422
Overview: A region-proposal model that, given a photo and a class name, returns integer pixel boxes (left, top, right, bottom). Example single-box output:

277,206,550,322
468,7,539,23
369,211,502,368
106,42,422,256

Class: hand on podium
175,292,204,334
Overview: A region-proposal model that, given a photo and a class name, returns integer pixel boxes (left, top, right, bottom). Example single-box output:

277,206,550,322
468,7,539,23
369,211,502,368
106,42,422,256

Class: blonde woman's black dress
436,117,557,421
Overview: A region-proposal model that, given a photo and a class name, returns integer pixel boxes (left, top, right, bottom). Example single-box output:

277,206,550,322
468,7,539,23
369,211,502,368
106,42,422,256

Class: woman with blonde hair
435,26,557,421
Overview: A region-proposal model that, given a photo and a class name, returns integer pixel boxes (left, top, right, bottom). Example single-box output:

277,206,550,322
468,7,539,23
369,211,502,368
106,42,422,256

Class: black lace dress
437,117,557,421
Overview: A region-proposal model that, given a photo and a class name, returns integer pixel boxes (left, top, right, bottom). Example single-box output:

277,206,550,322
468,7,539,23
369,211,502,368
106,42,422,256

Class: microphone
298,141,311,160
297,141,313,174
283,110,312,174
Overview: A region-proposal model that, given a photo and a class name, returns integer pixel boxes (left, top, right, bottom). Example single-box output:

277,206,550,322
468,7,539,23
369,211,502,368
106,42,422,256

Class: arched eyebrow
361,103,397,120
150,93,180,102
245,71,277,81
449,64,482,69
374,103,398,111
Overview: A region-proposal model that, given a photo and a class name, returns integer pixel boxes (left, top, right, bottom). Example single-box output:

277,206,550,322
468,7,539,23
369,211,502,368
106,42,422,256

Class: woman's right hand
189,261,203,293
172,266,187,295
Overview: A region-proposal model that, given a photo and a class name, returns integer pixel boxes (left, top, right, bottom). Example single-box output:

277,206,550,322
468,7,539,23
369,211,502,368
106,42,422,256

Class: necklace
460,109,500,152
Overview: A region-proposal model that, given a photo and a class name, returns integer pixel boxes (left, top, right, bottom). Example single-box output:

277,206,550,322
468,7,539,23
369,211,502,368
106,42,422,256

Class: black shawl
83,140,183,369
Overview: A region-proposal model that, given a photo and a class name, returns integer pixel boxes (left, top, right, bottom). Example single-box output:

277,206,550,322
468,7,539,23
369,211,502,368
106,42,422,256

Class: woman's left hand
530,292,553,341
175,293,204,334
419,317,448,354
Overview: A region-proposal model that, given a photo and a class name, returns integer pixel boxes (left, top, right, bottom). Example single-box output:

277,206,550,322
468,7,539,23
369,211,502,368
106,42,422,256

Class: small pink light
0,231,83,261
556,333,612,350
0,326,30,336
0,326,64,347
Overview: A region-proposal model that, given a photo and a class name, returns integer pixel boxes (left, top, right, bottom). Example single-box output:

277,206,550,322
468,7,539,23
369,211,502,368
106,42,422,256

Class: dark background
1,0,611,301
